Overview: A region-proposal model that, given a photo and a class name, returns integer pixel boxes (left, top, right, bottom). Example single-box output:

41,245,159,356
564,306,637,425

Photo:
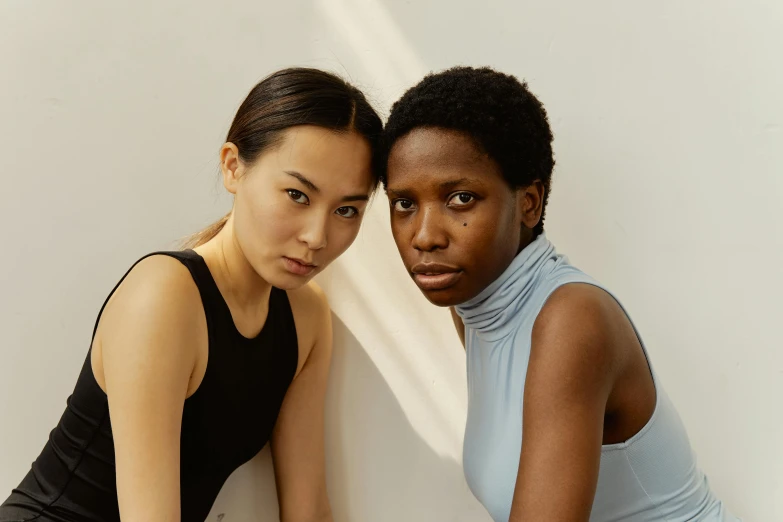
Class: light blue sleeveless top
455,233,738,522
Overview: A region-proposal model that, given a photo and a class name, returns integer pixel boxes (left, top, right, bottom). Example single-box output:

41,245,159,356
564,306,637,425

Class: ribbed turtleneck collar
455,233,556,340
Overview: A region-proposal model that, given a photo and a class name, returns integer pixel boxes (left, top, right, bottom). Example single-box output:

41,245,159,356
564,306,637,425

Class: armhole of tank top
540,279,663,451
89,252,180,341
87,251,213,397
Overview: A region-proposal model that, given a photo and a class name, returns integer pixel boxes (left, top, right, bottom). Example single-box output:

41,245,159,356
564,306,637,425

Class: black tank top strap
268,287,297,340
89,250,214,342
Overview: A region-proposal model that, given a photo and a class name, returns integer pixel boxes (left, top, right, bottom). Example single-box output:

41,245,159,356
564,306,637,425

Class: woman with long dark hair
1,67,382,522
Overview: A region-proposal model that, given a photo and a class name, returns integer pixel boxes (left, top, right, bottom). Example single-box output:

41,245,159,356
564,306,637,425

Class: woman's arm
509,284,621,521
270,282,333,522
94,256,205,522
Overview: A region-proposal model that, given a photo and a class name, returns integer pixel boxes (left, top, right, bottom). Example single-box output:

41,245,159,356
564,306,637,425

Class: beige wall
1,1,780,520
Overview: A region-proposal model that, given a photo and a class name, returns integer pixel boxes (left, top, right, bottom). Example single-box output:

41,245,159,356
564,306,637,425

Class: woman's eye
448,193,475,207
287,189,309,205
335,206,358,218
392,199,415,212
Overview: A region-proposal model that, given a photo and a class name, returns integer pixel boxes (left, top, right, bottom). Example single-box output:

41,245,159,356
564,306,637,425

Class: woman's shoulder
534,283,620,343
91,254,207,394
115,254,202,312
285,282,332,373
529,282,631,378
286,281,330,321
97,254,206,345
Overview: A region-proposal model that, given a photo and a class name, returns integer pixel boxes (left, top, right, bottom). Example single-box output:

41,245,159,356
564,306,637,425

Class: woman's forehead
387,128,502,189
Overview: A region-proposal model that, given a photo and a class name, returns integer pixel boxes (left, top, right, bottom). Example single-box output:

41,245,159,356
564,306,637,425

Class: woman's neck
194,216,273,314
456,232,555,338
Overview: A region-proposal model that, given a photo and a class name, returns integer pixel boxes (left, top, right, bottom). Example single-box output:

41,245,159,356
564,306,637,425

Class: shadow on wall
207,315,489,522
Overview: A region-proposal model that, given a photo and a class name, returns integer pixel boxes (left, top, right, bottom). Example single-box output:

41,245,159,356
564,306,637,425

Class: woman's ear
516,180,545,230
220,143,242,195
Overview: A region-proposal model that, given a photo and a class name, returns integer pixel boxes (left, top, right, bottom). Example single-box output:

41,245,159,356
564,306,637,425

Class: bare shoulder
286,281,333,373
530,283,623,384
101,255,203,326
534,283,620,342
93,255,207,389
287,280,330,318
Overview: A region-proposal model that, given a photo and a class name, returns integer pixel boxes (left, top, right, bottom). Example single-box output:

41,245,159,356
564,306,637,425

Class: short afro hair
381,66,555,236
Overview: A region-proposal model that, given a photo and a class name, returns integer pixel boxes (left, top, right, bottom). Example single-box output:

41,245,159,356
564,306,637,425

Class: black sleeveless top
1,251,299,522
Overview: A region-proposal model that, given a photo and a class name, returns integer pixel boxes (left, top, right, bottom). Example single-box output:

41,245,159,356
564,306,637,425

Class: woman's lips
410,263,462,291
283,256,317,276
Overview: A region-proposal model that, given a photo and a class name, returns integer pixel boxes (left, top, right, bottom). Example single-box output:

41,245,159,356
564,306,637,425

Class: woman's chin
420,287,466,308
268,272,317,291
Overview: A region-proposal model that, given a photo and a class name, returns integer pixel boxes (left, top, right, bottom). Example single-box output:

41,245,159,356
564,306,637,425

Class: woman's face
225,125,374,290
386,127,537,307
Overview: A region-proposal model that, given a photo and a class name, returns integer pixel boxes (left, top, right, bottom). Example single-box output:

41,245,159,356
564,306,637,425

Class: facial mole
463,223,467,226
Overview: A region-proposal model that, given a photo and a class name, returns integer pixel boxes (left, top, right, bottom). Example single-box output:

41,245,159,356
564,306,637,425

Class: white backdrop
1,1,781,521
